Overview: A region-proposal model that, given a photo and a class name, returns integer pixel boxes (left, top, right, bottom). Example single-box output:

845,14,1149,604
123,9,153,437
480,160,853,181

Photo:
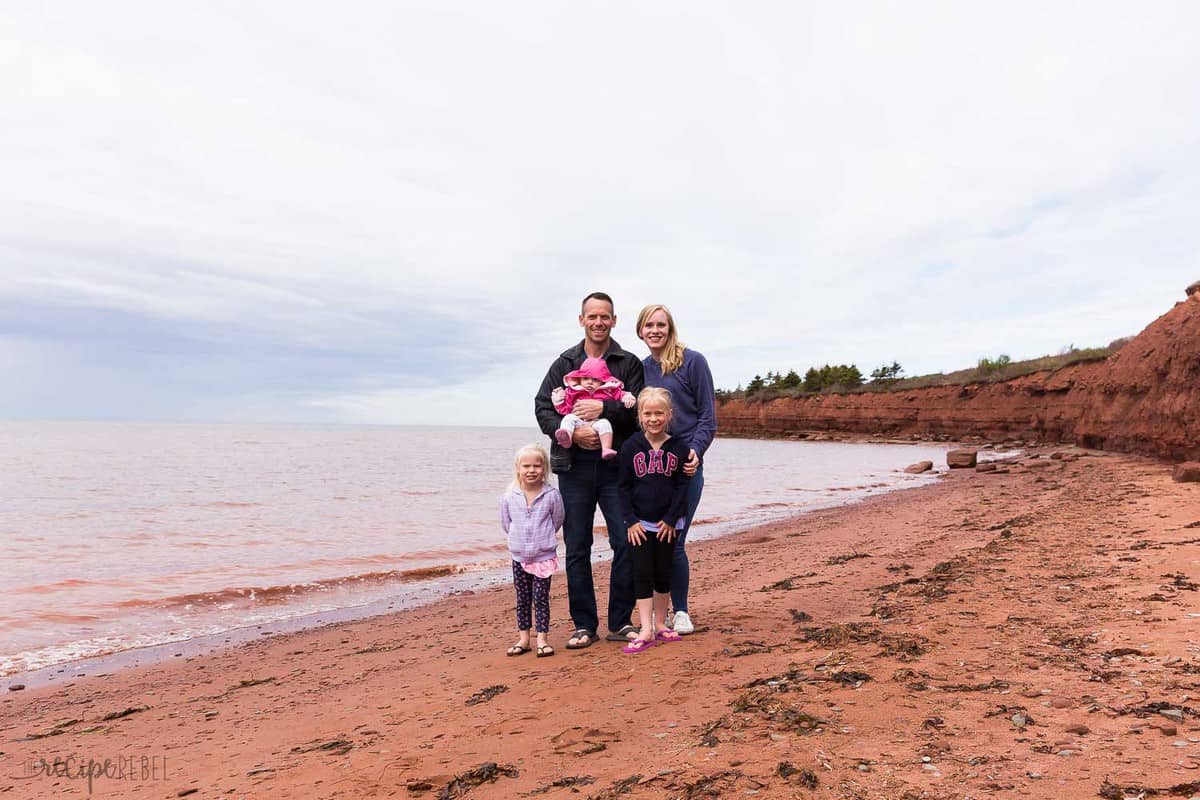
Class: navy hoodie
617,431,692,529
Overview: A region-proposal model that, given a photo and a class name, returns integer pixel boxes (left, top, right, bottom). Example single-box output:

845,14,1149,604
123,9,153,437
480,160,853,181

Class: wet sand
4,446,1200,799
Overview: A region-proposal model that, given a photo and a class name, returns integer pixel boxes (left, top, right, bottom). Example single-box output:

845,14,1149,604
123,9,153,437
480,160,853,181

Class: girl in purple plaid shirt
500,444,564,657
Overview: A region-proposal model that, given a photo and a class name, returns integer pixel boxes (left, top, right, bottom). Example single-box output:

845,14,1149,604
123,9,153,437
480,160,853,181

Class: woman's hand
683,449,700,476
627,522,647,545
571,399,603,421
656,521,676,542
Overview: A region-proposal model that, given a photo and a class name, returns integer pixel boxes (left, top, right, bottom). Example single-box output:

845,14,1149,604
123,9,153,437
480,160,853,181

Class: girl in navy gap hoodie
617,387,691,654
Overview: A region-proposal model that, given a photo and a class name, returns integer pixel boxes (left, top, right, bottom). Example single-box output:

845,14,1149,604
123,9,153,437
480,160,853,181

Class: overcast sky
3,2,1197,426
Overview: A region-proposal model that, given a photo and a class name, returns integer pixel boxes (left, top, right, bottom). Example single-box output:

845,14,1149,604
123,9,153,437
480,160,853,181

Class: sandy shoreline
4,446,1200,799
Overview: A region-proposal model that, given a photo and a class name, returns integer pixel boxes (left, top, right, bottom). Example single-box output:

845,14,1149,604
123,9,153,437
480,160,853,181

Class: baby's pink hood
564,357,616,383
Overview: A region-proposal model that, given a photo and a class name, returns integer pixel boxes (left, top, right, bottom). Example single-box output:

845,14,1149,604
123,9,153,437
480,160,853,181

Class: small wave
107,563,496,613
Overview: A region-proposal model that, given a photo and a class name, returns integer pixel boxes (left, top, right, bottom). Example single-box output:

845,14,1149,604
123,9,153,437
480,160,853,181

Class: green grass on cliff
718,339,1129,404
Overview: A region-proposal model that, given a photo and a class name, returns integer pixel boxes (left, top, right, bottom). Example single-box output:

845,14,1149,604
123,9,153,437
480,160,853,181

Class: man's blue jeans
557,453,634,635
671,465,704,614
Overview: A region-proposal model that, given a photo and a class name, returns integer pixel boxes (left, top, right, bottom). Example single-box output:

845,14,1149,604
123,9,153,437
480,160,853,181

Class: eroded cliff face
718,297,1200,461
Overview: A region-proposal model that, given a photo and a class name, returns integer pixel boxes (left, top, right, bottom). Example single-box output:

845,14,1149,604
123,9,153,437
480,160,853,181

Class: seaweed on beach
827,551,871,565
465,684,508,706
586,774,641,799
827,669,873,686
776,762,819,788
1098,778,1200,798
759,573,816,591
438,762,519,800
731,687,825,734
743,664,810,692
678,770,749,798
936,678,1009,693
291,738,353,756
526,775,596,795
101,705,150,721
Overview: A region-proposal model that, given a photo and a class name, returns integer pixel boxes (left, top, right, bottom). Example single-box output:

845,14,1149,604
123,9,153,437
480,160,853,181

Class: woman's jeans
672,465,704,614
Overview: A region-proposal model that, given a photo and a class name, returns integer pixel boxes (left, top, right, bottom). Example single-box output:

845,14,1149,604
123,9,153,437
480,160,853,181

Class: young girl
617,387,692,654
500,444,564,657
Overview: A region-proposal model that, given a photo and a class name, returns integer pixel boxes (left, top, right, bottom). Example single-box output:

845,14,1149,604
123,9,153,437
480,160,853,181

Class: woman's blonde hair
636,304,687,376
636,387,674,432
511,443,550,489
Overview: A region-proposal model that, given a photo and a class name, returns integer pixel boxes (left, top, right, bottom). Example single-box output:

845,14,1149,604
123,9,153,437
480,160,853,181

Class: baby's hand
551,387,566,405
621,392,636,408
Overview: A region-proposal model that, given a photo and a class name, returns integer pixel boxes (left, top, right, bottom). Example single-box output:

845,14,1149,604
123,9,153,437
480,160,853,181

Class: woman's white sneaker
672,611,694,635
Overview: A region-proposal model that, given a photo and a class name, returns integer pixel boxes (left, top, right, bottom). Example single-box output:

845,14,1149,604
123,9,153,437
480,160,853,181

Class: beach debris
936,678,1010,693
437,762,519,800
776,762,819,788
826,669,873,687
744,664,810,692
759,573,816,591
464,684,508,706
790,609,812,622
722,640,781,657
1103,648,1150,659
1165,573,1200,591
904,461,933,474
246,767,275,776
1099,777,1200,798
827,551,871,565
290,738,353,756
1172,462,1200,482
585,774,641,799
551,727,619,756
23,718,81,740
227,676,277,692
177,789,199,797
354,642,403,654
101,705,150,721
676,770,748,798
7,684,24,691
526,775,596,795
947,449,978,468
731,687,825,734
800,623,930,660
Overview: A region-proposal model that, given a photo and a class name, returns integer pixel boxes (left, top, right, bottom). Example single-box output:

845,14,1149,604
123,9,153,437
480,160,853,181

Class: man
535,292,645,648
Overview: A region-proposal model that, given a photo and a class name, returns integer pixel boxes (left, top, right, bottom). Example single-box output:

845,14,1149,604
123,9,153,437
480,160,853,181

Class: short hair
581,291,615,313
636,387,674,431
512,443,550,489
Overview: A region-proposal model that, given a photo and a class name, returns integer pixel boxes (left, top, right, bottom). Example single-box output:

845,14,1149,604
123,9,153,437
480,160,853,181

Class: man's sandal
605,624,640,642
565,629,597,649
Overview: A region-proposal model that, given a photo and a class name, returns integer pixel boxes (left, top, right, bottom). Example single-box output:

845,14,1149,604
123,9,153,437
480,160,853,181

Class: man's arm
534,357,569,436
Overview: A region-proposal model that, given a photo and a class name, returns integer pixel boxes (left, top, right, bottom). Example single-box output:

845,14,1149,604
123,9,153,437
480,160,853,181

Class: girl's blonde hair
636,387,674,432
636,304,687,376
512,443,550,489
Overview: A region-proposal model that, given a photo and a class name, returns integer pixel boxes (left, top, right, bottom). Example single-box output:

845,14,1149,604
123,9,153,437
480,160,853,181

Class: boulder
904,461,934,474
1173,462,1200,482
947,449,978,469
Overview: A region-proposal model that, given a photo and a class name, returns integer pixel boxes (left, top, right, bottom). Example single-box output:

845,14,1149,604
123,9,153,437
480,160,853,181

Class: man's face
579,299,615,347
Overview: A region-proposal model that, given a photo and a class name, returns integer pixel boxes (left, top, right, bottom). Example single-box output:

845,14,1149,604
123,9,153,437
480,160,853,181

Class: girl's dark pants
632,528,676,599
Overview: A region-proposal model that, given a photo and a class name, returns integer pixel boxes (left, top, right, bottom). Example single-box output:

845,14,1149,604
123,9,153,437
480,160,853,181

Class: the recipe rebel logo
17,753,168,795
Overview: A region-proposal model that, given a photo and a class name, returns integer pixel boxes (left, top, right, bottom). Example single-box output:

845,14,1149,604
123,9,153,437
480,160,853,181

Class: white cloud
2,1,1198,422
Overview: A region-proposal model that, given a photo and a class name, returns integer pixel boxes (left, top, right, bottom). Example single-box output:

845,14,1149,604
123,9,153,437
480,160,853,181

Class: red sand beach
4,445,1200,799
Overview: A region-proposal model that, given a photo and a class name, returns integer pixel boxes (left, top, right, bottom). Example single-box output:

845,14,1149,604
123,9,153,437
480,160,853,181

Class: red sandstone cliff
718,295,1200,461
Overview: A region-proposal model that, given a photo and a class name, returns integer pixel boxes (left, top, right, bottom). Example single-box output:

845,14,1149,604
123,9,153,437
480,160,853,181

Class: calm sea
0,421,949,677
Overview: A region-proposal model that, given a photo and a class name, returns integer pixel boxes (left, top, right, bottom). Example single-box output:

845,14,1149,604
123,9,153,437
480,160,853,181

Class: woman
635,304,717,635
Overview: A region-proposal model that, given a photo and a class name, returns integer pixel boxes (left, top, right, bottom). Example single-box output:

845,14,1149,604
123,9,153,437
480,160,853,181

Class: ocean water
0,421,948,676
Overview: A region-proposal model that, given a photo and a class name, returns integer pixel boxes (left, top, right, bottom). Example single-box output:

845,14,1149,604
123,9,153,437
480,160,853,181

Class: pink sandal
655,629,682,643
623,638,658,654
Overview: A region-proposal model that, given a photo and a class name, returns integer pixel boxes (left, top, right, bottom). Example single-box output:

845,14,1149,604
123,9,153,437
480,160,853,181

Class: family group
500,292,717,656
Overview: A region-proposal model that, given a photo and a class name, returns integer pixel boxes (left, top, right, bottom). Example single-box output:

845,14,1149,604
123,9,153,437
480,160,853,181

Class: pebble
7,684,24,692
1050,697,1072,708
1028,772,1043,779
1057,749,1074,757
1159,725,1179,737
1064,724,1090,735
1175,741,1190,748
921,756,932,763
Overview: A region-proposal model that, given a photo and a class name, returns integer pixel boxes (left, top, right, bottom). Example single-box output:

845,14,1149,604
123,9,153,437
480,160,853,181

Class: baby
552,357,636,460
